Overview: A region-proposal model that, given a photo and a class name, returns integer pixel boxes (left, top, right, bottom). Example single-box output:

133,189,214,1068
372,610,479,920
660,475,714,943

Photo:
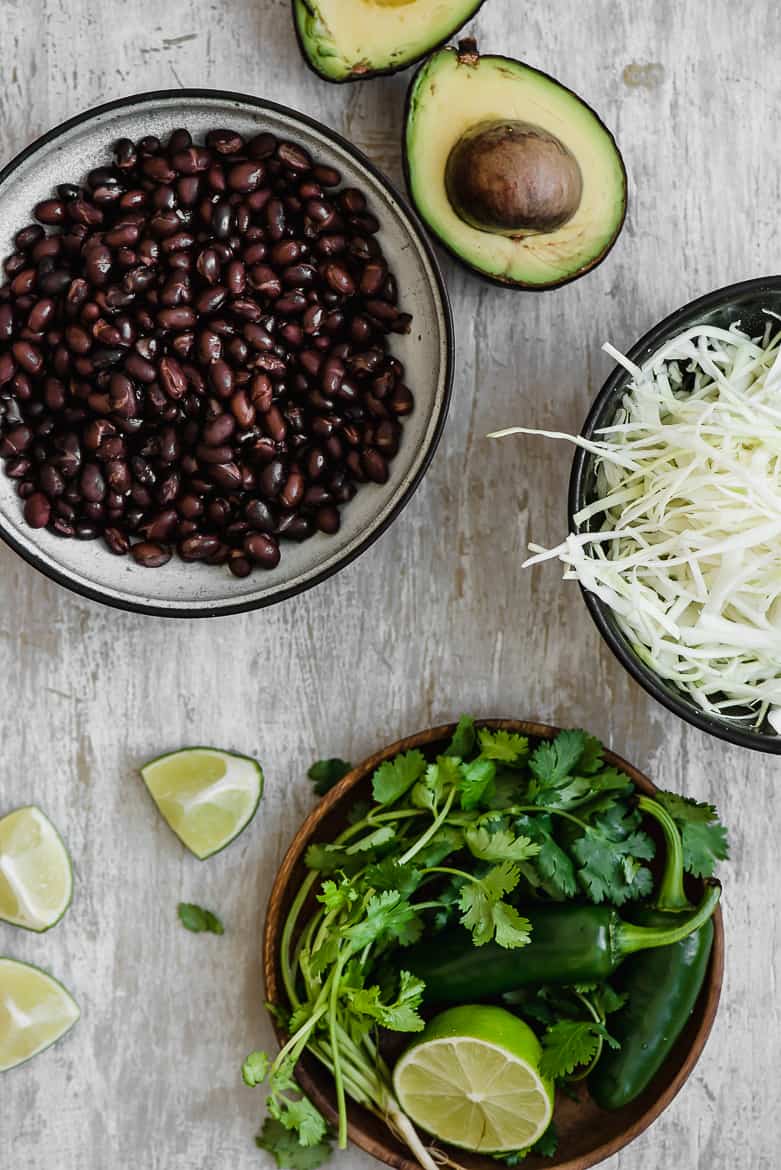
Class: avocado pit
445,119,584,236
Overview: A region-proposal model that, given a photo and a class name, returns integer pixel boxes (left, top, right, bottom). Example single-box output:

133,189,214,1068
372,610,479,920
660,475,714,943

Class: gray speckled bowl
0,90,453,617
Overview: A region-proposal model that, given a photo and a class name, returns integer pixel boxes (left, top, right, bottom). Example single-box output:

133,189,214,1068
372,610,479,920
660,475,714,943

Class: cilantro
539,1019,618,1081
412,756,462,811
576,734,604,774
371,750,427,804
317,878,358,914
445,715,476,758
177,902,224,935
531,1123,559,1158
344,825,395,854
415,825,463,867
256,1118,332,1170
656,790,729,877
362,859,423,899
346,971,426,1032
530,730,586,786
572,804,655,905
307,758,352,796
244,1050,328,1149
465,824,541,863
477,727,529,765
242,1050,269,1086
459,758,497,810
346,892,422,950
458,862,531,948
515,813,577,900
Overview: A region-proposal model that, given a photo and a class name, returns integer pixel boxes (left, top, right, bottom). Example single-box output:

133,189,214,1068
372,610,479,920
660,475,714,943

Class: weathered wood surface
0,1,776,1167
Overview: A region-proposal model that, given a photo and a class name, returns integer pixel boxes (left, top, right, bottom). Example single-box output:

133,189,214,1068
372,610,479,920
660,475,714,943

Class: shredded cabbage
492,317,781,731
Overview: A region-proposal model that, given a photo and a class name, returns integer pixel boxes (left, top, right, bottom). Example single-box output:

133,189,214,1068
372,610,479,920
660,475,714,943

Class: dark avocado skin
402,47,629,291
292,0,489,85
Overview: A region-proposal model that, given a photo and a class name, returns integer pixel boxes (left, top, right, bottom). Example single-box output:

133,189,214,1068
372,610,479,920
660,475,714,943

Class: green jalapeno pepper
405,878,720,1003
588,795,716,1109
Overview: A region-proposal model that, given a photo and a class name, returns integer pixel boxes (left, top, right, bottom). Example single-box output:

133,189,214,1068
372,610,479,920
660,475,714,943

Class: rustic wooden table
0,2,774,1167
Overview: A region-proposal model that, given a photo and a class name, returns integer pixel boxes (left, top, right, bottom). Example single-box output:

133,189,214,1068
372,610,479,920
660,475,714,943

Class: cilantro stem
505,804,591,832
567,990,604,1081
398,788,457,865
328,952,349,1148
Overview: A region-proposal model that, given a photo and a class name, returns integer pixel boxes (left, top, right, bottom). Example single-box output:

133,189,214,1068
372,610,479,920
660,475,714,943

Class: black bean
104,527,130,555
244,531,280,568
132,540,171,567
207,128,245,155
23,492,50,527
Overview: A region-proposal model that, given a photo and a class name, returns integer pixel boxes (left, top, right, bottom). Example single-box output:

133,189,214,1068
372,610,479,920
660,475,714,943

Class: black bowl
569,276,781,753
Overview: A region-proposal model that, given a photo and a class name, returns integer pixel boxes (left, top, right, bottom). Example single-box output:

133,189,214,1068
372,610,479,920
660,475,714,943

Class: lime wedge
0,806,73,932
0,958,79,1072
140,747,263,859
393,1005,554,1153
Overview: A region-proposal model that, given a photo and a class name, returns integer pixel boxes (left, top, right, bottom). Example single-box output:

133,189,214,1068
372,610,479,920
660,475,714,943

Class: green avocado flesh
293,0,484,82
405,46,627,288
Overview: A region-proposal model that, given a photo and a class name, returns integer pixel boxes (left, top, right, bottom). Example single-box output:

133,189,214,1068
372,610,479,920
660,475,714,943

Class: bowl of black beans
0,90,453,616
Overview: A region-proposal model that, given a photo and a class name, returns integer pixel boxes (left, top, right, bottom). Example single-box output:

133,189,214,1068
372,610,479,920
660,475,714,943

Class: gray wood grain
0,1,775,1166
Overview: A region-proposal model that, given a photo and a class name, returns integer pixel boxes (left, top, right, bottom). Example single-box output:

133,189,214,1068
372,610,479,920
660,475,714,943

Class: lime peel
0,958,79,1072
0,806,73,932
140,747,263,860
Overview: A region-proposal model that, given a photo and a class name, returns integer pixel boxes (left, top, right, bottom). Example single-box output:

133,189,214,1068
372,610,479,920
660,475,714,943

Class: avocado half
404,42,628,289
292,0,487,83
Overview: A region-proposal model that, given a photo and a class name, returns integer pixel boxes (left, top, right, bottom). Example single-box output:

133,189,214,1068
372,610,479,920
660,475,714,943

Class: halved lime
140,747,263,860
393,1005,554,1153
0,806,73,932
0,958,79,1072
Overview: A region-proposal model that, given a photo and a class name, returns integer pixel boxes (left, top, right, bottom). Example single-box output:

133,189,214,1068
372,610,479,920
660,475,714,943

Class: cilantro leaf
655,790,729,877
445,715,476,759
346,892,422,950
256,1117,332,1170
458,862,529,948
345,825,395,854
492,902,533,949
372,750,427,805
459,758,497,810
576,734,604,774
177,902,224,935
242,1050,269,1087
477,728,529,765
346,970,426,1033
572,804,655,905
515,813,577,900
415,825,464,867
363,859,423,899
316,878,359,914
529,730,586,785
268,1092,329,1147
412,756,463,811
307,758,352,796
539,1019,617,1081
465,824,541,863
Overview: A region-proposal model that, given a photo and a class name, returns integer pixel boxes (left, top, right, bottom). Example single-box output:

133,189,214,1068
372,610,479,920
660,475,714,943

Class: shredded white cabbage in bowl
492,317,781,732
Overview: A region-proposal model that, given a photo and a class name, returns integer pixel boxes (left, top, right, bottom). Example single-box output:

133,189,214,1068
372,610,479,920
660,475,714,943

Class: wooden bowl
263,720,724,1170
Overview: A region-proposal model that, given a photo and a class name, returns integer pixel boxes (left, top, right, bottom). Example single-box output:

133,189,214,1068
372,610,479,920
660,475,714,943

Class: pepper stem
637,795,691,912
615,881,720,960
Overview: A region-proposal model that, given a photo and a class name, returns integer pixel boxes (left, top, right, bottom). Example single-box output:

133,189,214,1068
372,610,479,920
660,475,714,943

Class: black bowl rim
0,88,455,619
568,274,781,753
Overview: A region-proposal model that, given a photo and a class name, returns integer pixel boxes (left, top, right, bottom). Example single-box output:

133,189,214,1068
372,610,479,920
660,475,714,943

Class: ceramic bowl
0,90,453,616
569,276,781,751
263,718,724,1170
